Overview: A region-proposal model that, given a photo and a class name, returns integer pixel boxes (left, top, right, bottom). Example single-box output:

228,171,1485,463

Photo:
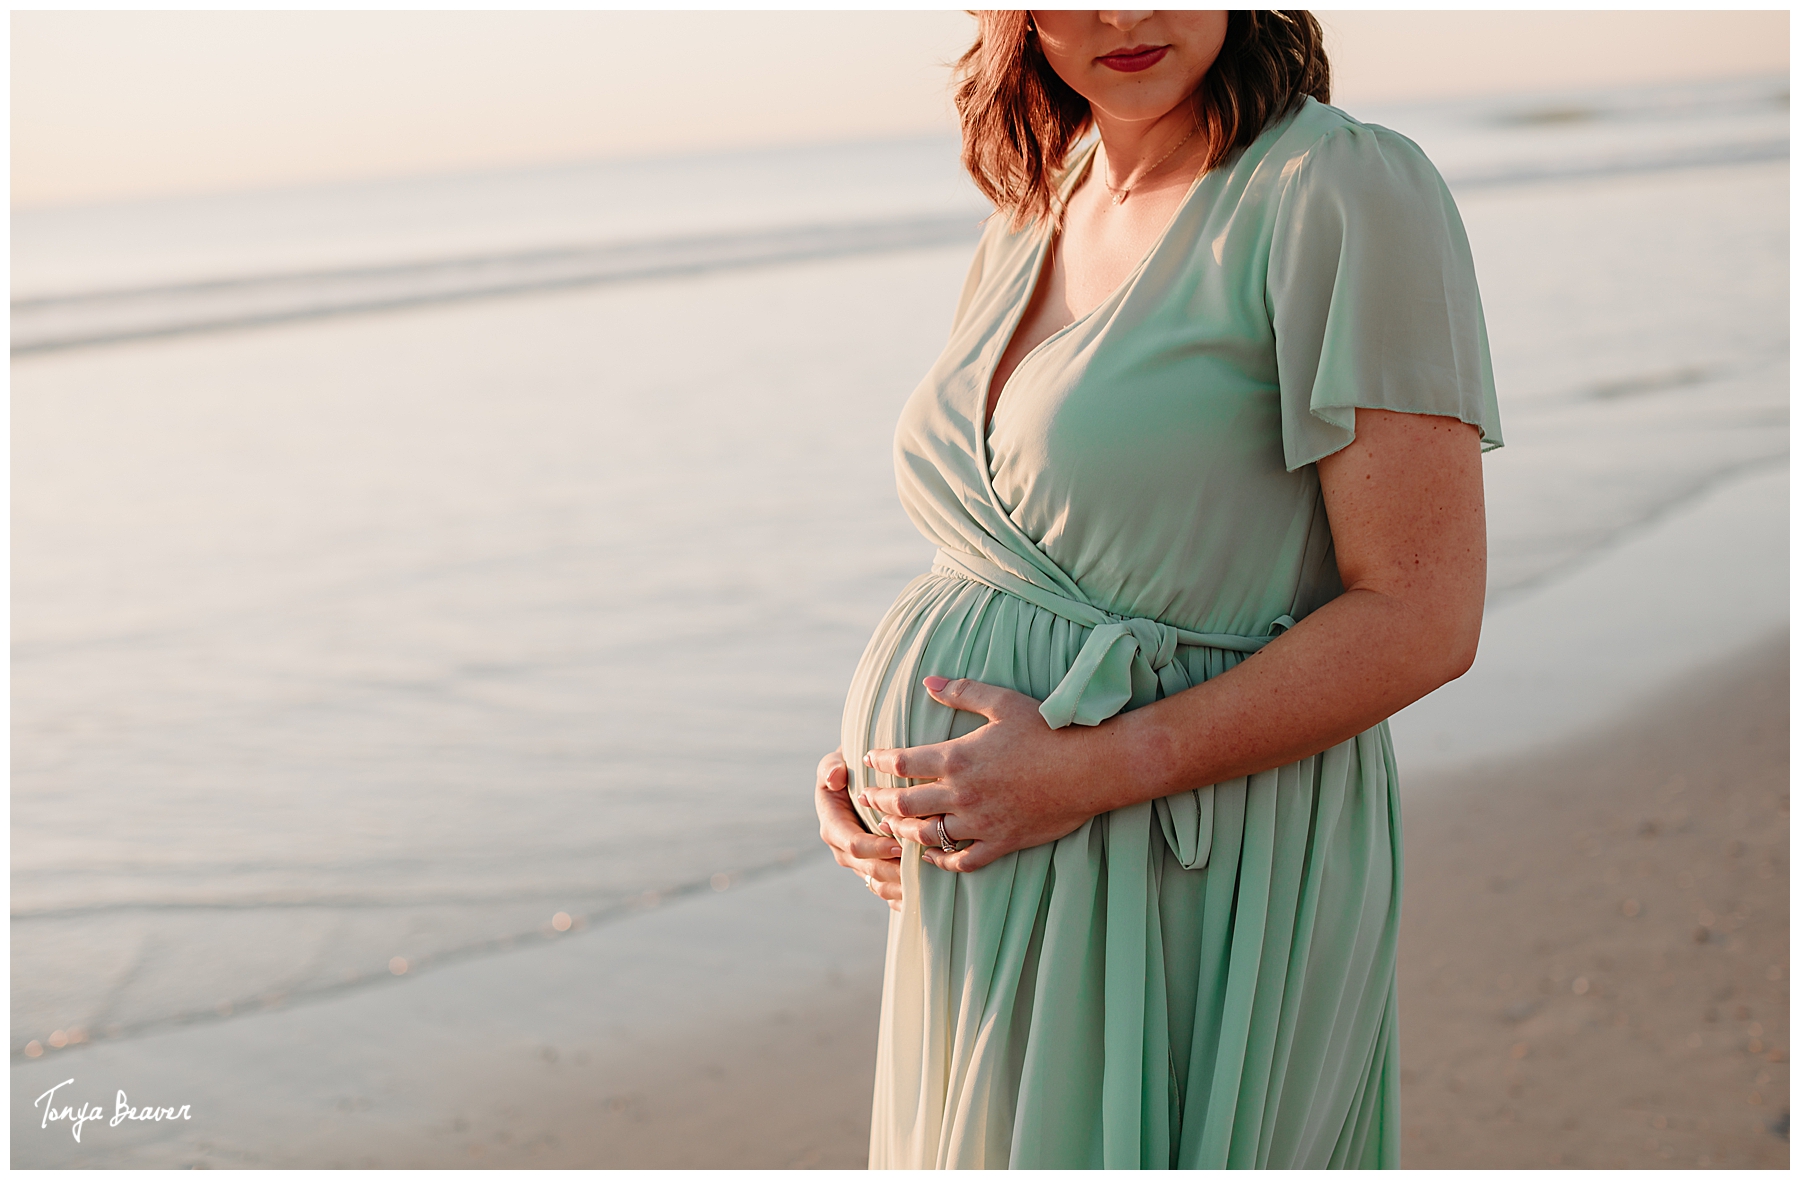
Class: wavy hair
953,11,1331,230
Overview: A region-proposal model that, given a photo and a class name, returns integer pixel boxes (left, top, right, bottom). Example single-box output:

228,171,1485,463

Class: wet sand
10,851,891,1169
1396,631,1788,1169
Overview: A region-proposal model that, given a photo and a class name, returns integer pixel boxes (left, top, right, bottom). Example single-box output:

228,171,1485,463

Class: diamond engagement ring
934,816,957,853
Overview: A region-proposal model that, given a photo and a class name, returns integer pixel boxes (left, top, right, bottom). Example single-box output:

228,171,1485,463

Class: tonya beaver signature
34,1078,192,1142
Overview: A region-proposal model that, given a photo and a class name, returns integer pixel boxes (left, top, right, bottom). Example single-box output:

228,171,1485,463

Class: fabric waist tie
931,548,1295,730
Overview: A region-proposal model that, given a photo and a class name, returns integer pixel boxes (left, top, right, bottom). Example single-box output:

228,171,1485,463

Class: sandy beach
1397,632,1789,1169
13,632,1785,1168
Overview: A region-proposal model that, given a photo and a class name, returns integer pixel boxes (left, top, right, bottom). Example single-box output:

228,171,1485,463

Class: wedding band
935,816,957,854
864,874,877,892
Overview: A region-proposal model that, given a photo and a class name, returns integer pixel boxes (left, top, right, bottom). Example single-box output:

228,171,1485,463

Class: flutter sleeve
1267,120,1502,471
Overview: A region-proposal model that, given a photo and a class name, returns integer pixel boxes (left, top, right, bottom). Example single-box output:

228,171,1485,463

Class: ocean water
11,76,1788,1052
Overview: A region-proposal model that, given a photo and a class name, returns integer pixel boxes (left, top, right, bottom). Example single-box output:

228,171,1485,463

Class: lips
1097,44,1169,73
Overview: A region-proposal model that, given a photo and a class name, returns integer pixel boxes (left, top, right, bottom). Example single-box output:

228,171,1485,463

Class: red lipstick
1097,44,1169,73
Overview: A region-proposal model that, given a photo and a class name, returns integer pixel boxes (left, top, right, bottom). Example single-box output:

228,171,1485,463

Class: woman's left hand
860,676,1101,873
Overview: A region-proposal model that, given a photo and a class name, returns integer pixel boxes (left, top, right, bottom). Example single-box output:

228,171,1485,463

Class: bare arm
862,408,1486,871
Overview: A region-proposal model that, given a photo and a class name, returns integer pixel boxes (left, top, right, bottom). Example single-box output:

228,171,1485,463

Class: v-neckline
978,137,1211,447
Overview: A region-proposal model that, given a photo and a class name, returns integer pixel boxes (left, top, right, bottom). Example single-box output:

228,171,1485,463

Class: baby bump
838,570,1251,835
841,572,1077,826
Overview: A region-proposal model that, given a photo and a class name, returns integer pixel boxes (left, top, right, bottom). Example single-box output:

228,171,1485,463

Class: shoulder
965,203,1041,289
1259,97,1434,169
951,189,1055,334
1257,98,1452,209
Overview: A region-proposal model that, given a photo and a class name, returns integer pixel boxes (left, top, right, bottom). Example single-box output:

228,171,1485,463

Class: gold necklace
1100,118,1199,206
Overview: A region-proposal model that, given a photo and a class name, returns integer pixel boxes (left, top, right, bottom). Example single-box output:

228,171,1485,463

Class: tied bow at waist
931,549,1295,729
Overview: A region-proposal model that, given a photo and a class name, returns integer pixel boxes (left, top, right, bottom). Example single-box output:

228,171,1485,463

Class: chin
1087,85,1199,124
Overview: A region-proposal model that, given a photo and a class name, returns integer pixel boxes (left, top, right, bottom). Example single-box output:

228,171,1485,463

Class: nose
1098,11,1153,32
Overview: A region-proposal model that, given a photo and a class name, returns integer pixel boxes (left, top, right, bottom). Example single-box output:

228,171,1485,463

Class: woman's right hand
815,747,903,912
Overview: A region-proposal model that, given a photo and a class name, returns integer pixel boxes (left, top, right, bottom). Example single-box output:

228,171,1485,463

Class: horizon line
13,68,1785,218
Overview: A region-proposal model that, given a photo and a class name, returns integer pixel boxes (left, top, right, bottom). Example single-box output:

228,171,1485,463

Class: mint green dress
841,98,1501,1170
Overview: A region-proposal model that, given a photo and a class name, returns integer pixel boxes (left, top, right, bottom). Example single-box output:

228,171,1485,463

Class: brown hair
953,11,1332,230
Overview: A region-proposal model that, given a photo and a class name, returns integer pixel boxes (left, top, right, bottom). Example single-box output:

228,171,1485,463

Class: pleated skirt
842,572,1402,1169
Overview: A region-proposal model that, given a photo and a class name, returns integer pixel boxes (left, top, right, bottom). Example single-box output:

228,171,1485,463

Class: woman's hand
861,678,1105,874
814,747,904,911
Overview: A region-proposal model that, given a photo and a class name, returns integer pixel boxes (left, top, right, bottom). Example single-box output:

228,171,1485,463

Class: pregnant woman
814,10,1500,1168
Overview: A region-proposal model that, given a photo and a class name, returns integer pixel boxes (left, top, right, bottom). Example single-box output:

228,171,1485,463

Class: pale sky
11,10,1791,209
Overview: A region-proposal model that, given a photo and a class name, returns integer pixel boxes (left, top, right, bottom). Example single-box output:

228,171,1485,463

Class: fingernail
862,752,873,767
923,676,949,692
886,843,902,857
876,821,892,836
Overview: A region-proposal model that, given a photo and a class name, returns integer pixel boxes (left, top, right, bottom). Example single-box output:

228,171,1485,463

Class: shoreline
12,632,1786,1168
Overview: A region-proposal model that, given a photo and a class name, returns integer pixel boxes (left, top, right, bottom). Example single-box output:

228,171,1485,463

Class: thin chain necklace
1099,117,1199,206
